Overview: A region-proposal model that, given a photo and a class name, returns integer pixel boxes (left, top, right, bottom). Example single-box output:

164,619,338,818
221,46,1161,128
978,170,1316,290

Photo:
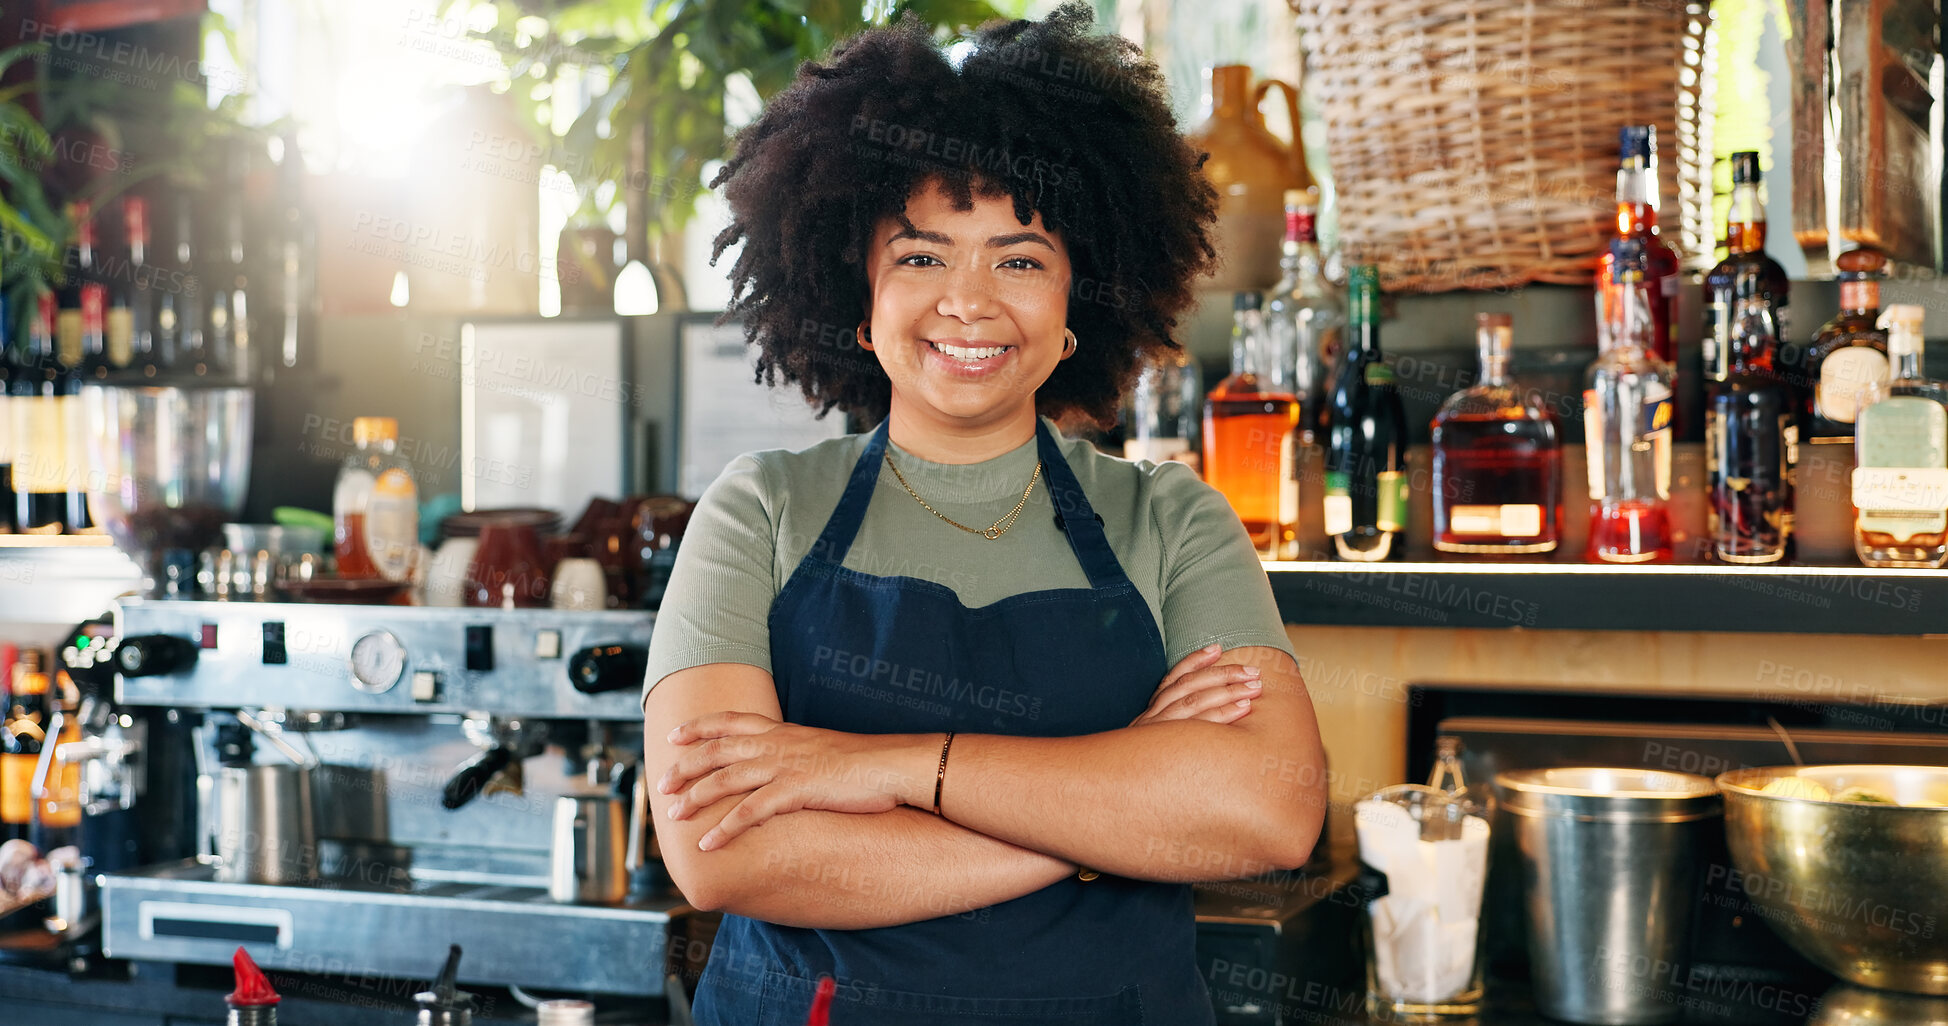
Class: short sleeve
1148,461,1296,666
641,453,780,708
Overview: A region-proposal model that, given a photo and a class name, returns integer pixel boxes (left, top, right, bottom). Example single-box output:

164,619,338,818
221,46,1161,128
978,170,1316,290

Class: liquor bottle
0,650,48,836
56,203,110,384
1124,348,1203,471
1703,152,1790,389
123,195,162,378
1586,239,1675,563
1706,291,1797,563
1324,266,1409,561
204,151,251,384
1852,305,1948,568
10,295,78,533
1263,188,1344,442
100,201,133,370
1431,313,1563,554
333,417,420,581
1799,247,1889,442
1204,292,1301,558
1596,125,1681,366
163,189,204,375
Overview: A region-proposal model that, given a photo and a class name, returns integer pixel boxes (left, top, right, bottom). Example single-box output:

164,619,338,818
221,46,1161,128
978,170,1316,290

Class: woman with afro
641,4,1325,1022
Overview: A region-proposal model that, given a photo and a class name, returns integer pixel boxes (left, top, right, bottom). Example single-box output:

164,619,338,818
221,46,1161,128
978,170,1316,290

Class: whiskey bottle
1204,292,1301,558
1263,188,1344,442
1707,292,1797,564
1596,125,1681,366
1324,266,1409,561
1586,239,1675,563
1799,247,1889,442
1852,305,1948,568
1703,152,1790,389
1431,313,1563,554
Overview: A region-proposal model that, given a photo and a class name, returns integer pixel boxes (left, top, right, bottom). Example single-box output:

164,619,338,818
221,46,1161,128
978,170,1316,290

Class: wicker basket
1293,0,1709,293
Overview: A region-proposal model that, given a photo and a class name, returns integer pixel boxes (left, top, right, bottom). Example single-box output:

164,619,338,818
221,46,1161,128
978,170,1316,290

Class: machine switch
465,626,495,672
261,622,287,665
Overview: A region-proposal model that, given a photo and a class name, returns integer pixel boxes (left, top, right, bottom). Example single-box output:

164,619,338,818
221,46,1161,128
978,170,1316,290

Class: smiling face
863,178,1074,436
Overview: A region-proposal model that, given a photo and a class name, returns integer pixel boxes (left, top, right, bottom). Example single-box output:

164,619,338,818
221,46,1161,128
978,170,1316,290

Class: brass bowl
1717,766,1948,995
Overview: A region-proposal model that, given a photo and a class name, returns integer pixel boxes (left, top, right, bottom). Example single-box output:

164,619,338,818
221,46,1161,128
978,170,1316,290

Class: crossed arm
640,644,1326,930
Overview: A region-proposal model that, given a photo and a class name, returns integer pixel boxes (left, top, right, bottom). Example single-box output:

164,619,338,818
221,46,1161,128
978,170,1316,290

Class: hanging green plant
447,0,1023,241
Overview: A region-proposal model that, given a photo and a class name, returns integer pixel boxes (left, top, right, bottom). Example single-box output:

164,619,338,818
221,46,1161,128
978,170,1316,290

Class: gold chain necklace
884,452,1043,540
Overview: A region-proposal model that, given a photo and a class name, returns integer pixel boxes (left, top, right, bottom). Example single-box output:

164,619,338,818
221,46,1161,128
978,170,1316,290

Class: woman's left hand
658,712,930,850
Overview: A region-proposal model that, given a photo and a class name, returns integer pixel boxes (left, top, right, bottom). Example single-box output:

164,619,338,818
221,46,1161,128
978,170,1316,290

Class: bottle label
1644,386,1674,499
106,305,133,367
1450,504,1543,538
1324,470,1352,536
125,196,148,246
1704,301,1729,381
1364,363,1396,387
11,397,71,494
63,392,90,496
1583,391,1605,500
1376,470,1408,532
365,467,420,582
1853,467,1948,542
55,310,83,368
1278,433,1299,526
1815,347,1890,425
81,283,105,337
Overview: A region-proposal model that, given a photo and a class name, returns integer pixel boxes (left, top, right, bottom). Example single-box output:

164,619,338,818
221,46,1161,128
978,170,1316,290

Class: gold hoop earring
1062,328,1078,357
856,321,872,349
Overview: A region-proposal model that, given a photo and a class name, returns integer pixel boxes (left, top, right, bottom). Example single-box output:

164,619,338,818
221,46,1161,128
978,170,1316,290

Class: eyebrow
887,227,1056,251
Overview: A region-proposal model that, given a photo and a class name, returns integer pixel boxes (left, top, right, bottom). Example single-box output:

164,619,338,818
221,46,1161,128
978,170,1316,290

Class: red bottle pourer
806,975,836,1025
228,946,281,1026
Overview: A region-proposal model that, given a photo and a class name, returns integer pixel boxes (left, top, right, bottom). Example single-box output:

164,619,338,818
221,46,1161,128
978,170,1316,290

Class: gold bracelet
932,732,955,815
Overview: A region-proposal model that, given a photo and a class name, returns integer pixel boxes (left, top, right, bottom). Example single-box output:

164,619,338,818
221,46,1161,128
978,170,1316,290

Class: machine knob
568,644,649,695
115,634,199,677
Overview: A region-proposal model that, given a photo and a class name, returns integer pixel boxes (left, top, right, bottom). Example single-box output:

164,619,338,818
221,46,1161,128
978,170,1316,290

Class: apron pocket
757,970,1145,1026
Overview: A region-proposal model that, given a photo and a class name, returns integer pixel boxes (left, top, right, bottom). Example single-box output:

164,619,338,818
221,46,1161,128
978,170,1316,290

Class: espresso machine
88,599,680,998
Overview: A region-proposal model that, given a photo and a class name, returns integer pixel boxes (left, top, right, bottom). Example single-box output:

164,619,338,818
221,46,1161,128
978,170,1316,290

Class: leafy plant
12,13,271,328
0,41,60,315
447,0,1024,242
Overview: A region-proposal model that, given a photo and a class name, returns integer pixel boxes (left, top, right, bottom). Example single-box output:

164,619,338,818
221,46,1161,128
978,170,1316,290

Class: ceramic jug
1187,65,1316,292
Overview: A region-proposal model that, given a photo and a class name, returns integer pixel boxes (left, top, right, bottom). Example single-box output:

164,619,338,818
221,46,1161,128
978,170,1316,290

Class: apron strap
1035,419,1131,591
808,418,892,565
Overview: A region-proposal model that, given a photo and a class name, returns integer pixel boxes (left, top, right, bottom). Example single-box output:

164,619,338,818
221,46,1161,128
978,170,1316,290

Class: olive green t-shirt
641,417,1295,706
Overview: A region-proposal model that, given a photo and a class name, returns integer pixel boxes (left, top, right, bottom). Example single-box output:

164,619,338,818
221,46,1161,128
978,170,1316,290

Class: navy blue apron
692,417,1212,1026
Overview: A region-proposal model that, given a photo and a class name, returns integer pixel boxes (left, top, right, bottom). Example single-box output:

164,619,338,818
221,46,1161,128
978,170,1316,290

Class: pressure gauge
349,631,407,694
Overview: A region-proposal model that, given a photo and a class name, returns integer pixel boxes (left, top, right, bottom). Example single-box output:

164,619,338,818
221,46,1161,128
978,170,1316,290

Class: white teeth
932,341,1008,362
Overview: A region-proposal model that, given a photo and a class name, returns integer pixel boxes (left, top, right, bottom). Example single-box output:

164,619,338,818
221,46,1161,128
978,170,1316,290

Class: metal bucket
1496,768,1721,1025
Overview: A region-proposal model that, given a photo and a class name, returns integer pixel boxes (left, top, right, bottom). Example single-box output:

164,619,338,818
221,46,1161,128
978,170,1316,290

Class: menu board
678,316,847,499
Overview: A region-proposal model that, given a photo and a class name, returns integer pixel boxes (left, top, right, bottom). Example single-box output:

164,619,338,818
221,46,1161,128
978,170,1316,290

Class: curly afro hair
708,1,1218,429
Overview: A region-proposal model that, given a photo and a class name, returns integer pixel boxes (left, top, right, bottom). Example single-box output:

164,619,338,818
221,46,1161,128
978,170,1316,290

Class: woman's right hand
1130,643,1263,727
